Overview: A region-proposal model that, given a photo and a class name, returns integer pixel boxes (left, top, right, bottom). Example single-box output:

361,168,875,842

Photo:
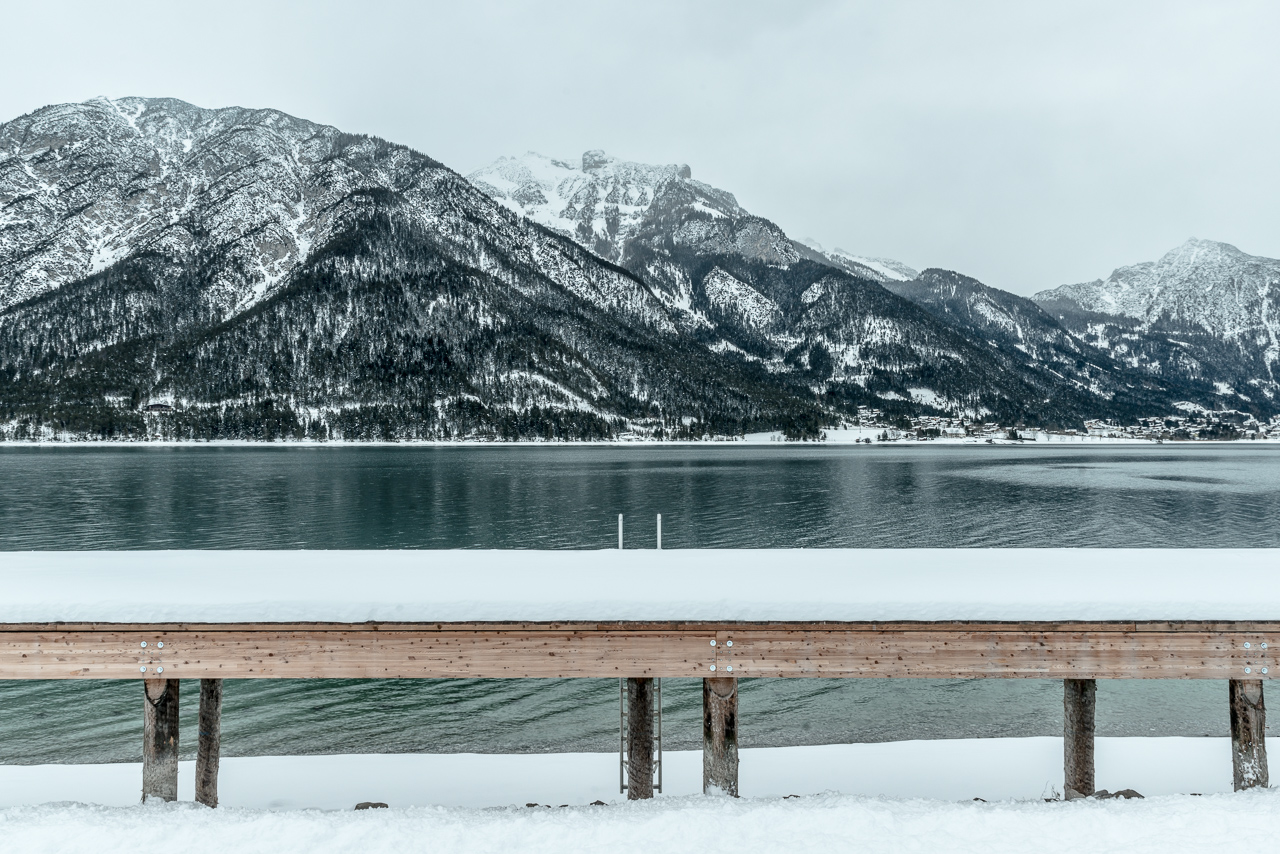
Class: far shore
1,433,1277,448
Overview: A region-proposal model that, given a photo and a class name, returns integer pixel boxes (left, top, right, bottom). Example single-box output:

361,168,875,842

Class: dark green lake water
0,444,1276,763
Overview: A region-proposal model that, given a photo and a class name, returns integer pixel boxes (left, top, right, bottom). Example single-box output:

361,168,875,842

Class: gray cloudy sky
5,0,1277,294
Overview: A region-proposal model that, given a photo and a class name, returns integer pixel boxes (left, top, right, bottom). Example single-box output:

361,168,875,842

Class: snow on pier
3,548,1280,624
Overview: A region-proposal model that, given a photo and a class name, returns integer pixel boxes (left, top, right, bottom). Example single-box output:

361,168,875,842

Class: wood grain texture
196,678,222,808
626,677,655,800
1063,679,1096,799
703,677,738,796
0,622,1272,679
1229,679,1268,791
142,679,178,802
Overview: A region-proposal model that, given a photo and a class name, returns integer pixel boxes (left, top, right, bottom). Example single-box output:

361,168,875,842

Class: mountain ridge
1034,238,1280,406
1,99,1273,442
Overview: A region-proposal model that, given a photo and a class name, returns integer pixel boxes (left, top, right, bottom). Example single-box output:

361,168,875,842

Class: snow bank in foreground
2,739,1272,854
4,549,1280,622
0,738,1259,810
1,786,1276,854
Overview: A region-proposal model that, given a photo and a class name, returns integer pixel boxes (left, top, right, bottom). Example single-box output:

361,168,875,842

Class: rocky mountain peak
1032,238,1280,404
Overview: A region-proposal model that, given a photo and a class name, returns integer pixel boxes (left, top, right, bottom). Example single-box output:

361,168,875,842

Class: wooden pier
0,617,1271,803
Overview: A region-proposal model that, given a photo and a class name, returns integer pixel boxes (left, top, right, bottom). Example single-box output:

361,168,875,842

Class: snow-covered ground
0,739,1274,854
5,549,1280,623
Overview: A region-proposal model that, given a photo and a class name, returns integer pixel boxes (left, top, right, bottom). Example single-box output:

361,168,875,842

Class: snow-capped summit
1036,238,1278,333
469,150,920,297
1034,238,1280,400
801,239,918,283
469,150,744,264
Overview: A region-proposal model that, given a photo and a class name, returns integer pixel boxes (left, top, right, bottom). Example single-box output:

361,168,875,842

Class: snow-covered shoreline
0,738,1261,809
1,739,1274,854
1,431,1278,447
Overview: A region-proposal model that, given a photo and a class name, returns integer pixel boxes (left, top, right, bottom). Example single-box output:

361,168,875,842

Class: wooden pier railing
0,619,1271,805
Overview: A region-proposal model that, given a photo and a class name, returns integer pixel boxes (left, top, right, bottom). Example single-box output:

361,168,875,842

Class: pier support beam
1229,679,1268,790
703,677,738,796
196,678,223,807
142,679,179,802
626,677,655,799
1063,678,1096,800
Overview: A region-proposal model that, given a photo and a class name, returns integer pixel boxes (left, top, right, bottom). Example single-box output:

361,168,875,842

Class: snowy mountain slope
1,101,1255,442
468,152,919,300
0,99,671,329
799,240,918,283
470,151,1217,424
0,98,831,440
1034,239,1280,405
883,269,1193,413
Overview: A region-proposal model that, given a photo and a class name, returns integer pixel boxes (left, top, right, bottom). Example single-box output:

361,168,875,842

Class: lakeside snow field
5,549,1280,623
0,739,1274,854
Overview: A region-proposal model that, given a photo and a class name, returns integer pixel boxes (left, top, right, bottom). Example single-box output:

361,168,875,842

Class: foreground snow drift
2,739,1272,853
2,789,1277,854
0,738,1262,810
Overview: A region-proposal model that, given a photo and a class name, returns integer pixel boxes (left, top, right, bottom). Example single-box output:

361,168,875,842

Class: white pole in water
657,514,662,550
618,514,624,549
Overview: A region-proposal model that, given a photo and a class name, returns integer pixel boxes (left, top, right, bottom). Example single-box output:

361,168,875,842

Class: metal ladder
619,678,662,794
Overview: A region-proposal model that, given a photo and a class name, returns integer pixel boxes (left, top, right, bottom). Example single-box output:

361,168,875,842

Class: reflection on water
0,677,1234,764
1,444,1277,549
0,444,1275,762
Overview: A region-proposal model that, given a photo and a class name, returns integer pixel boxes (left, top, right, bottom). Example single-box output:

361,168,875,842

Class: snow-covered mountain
798,240,918,283
468,151,918,295
0,101,1260,441
0,99,665,326
884,269,1184,412
1035,239,1280,404
470,150,1234,424
0,98,835,440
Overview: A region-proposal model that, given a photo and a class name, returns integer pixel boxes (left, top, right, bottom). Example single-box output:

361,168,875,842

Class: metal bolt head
1263,643,1269,650
157,642,164,649
709,664,716,671
1263,667,1270,675
726,640,733,647
140,666,147,673
1245,642,1252,649
726,665,733,672
140,641,147,648
1245,667,1252,674
156,667,163,674
710,639,716,646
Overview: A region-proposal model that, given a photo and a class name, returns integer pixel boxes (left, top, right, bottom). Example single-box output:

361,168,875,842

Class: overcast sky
5,1,1277,294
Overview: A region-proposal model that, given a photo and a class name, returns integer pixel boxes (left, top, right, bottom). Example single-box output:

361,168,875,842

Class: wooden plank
715,629,1275,679
0,624,1272,679
2,621,1278,634
0,630,719,679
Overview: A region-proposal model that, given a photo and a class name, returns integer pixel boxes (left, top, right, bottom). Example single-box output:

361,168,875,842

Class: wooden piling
196,678,223,807
626,677,655,799
1229,679,1268,790
1063,678,1096,799
703,676,738,796
142,678,179,802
